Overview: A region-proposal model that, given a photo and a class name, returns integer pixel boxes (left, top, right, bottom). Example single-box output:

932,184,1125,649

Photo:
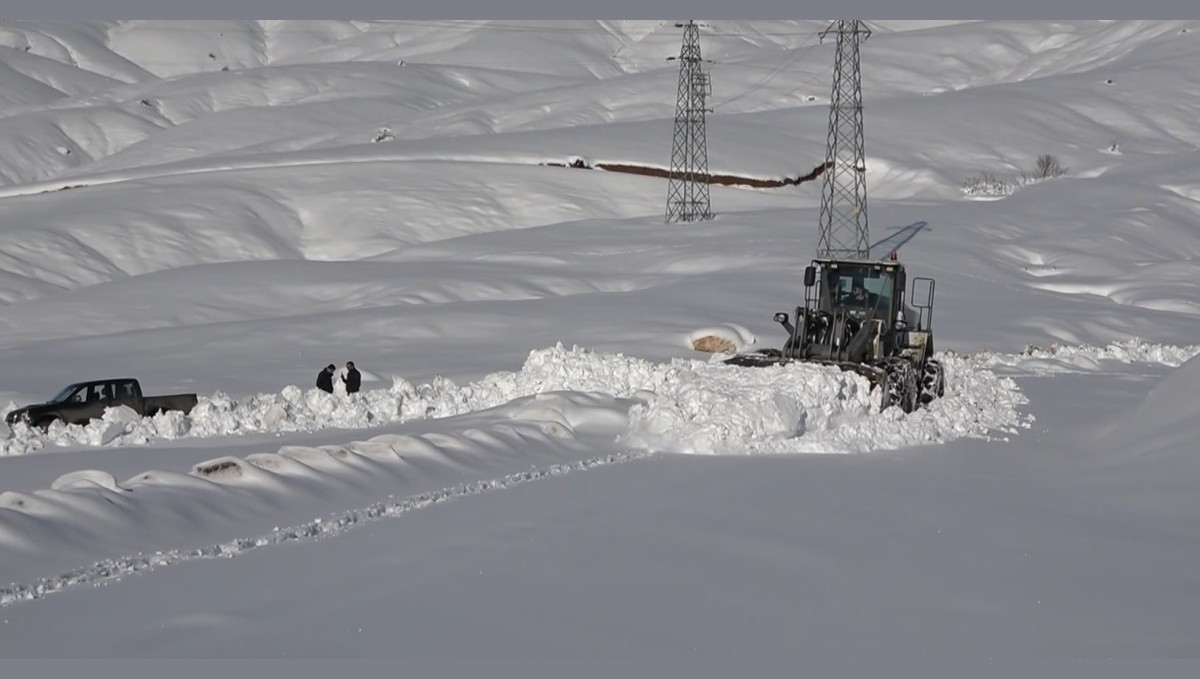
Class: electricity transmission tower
816,20,872,259
665,20,713,224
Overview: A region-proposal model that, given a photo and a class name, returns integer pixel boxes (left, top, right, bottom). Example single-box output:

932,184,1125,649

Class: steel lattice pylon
816,20,872,259
665,20,713,224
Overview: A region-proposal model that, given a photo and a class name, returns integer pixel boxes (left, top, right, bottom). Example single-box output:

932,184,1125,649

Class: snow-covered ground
3,20,1200,657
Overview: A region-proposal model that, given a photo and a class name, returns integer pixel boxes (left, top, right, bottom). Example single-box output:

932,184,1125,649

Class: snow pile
950,339,1200,374
694,351,1031,454
624,361,875,455
9,340,1196,460
1020,339,1200,367
2,344,1031,457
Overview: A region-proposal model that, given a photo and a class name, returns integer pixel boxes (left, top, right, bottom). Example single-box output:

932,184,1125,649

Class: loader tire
882,359,919,413
919,359,946,405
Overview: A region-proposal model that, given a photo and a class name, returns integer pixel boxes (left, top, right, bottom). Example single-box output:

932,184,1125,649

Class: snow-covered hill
3,20,1200,657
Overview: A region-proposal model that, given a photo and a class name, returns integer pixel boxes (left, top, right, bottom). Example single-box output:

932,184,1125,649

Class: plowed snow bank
4,343,1037,456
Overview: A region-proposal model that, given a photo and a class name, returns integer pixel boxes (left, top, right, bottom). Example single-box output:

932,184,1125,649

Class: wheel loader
726,253,945,412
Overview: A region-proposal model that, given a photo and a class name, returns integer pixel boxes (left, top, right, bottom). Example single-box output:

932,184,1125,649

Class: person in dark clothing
316,364,336,393
343,361,362,394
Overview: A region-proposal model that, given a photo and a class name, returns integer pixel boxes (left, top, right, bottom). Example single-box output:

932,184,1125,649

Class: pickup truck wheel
33,417,56,432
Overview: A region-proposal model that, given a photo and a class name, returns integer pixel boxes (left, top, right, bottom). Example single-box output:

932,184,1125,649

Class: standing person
343,361,362,394
316,364,336,393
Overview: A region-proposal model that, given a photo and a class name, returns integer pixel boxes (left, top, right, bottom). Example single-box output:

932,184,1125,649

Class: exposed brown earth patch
541,158,831,188
691,335,739,354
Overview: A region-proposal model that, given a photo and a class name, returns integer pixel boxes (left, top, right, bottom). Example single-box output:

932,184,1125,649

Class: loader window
825,265,895,323
863,275,894,320
823,269,860,310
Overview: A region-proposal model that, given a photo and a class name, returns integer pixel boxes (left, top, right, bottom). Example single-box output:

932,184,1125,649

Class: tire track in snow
0,447,649,609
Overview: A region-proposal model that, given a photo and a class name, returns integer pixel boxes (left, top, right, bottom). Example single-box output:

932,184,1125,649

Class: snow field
0,340,1037,590
0,448,646,609
0,389,634,587
3,20,1200,655
2,337,1189,610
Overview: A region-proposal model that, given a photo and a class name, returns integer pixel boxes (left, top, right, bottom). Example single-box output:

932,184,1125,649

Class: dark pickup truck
4,378,198,430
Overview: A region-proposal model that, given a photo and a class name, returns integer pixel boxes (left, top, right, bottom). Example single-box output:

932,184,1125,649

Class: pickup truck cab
5,378,198,431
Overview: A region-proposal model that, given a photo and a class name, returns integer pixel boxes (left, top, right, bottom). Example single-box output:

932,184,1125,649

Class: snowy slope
2,20,1200,657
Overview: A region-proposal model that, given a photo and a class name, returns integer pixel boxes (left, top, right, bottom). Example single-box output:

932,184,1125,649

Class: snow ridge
3,343,1033,457
0,448,647,608
952,338,1200,372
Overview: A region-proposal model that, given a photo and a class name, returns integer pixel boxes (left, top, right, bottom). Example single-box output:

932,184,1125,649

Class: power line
713,34,825,109
77,19,824,38
374,20,826,38
783,60,836,99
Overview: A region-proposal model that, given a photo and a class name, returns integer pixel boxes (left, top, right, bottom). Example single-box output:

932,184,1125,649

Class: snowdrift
0,389,640,593
0,341,1030,597
1101,351,1200,467
2,344,1029,458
